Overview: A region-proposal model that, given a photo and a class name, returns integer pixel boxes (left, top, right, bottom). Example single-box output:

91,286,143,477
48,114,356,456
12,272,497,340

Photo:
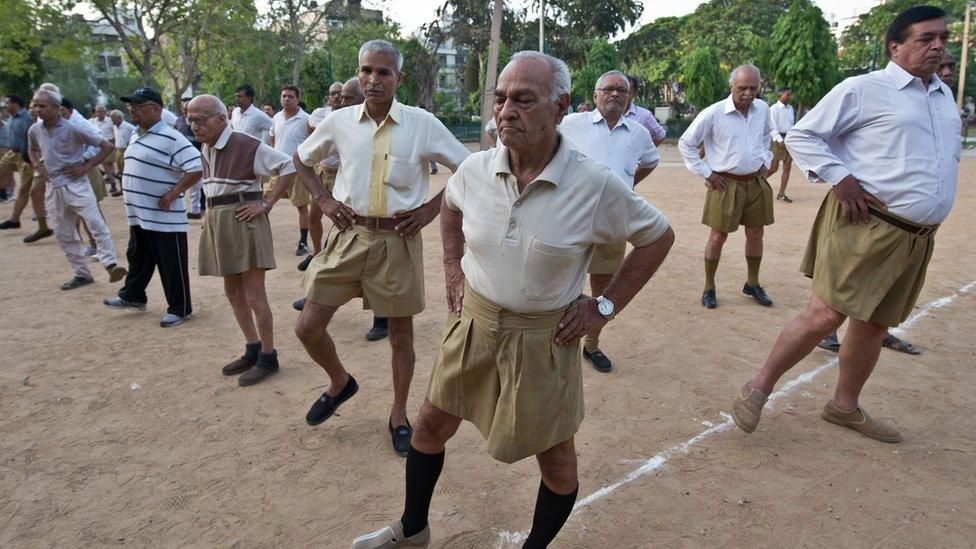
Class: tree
681,45,726,109
767,0,838,109
266,0,333,86
571,39,619,100
619,16,684,106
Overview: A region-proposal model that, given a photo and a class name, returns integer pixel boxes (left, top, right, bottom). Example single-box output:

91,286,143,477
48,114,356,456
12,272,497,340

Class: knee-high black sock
523,479,579,548
299,228,309,245
400,445,445,537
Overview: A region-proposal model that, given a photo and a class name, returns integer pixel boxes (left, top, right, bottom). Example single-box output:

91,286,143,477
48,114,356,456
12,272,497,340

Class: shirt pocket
520,237,584,302
385,154,421,190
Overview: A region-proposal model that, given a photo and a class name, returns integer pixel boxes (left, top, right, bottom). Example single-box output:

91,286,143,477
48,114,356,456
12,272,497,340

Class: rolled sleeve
254,143,296,178
297,117,337,168
593,172,669,247
444,170,464,212
786,80,860,186
646,115,666,143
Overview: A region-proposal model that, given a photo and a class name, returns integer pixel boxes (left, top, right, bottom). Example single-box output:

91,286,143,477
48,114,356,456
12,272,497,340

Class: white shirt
769,101,795,143
231,104,273,144
678,96,773,179
786,62,961,226
68,110,103,160
90,116,115,141
297,100,470,217
114,120,136,148
161,108,178,127
308,106,331,128
269,108,310,156
560,111,658,185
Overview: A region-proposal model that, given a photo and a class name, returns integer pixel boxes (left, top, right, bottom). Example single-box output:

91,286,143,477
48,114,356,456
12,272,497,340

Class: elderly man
109,109,135,195
293,39,470,456
938,50,956,88
175,96,205,217
89,105,117,192
268,85,313,258
625,75,666,147
183,94,297,386
27,89,127,290
0,94,51,241
767,87,796,203
308,81,343,131
679,64,775,310
351,50,674,549
731,6,960,443
560,69,659,373
103,88,202,328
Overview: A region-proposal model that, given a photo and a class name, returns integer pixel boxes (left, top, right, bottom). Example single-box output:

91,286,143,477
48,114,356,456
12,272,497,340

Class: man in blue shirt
0,94,52,241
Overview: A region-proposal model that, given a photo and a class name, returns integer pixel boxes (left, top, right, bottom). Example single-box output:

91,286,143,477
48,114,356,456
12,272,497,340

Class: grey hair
33,88,62,107
38,82,61,94
108,109,124,118
508,51,571,101
595,70,629,91
358,39,403,71
729,64,762,86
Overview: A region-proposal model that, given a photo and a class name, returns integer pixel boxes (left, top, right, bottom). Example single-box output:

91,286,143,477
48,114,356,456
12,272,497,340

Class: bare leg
744,226,763,258
833,318,887,410
768,158,780,177
411,399,462,453
223,274,259,345
778,158,792,197
388,316,415,427
704,228,728,261
242,268,273,352
294,299,350,396
536,437,579,495
308,201,324,253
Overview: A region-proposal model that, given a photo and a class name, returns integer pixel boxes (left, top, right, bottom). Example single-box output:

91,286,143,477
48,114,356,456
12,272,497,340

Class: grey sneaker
351,520,430,548
160,313,190,327
104,297,148,311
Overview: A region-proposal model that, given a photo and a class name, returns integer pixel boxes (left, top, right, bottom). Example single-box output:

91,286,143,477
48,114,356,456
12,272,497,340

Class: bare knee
803,297,846,336
744,227,764,240
412,402,459,447
537,440,578,493
388,318,415,353
295,313,322,344
708,230,728,246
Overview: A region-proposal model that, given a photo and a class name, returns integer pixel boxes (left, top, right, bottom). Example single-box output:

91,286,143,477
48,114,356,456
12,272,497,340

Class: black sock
299,228,308,245
400,445,444,538
523,480,579,548
374,316,388,329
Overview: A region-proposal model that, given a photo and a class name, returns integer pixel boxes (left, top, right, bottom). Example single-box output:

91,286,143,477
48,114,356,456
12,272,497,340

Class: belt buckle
916,226,932,237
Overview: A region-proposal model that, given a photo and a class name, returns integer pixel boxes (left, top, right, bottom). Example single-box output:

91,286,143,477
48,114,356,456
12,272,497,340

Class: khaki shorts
115,147,126,174
588,241,626,275
302,224,424,317
800,193,935,327
266,175,312,208
701,175,774,233
426,285,583,464
198,199,276,276
314,164,337,193
1,151,34,196
771,140,791,162
87,168,106,202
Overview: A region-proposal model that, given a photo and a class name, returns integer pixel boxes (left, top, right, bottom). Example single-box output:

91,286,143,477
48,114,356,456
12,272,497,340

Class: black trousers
118,225,192,317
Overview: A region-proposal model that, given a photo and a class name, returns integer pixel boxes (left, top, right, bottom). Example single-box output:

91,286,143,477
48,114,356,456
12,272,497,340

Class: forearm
634,167,653,186
601,227,674,313
440,200,465,262
170,171,202,196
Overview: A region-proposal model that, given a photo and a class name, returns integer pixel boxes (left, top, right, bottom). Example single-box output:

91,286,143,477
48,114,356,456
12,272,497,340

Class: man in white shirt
559,69,659,373
231,84,273,144
678,64,775,310
767,87,796,203
293,40,470,456
109,109,135,197
307,81,343,132
269,85,312,256
89,105,117,189
731,6,960,444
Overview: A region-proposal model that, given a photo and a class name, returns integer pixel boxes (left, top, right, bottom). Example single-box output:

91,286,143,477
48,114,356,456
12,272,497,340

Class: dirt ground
2,145,974,549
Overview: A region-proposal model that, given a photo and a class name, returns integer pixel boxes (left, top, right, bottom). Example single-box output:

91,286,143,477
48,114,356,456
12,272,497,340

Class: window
96,56,108,71
108,56,123,68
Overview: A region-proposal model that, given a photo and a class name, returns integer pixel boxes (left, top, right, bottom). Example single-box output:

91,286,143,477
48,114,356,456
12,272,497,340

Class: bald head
188,94,227,117
339,78,364,108
187,94,228,146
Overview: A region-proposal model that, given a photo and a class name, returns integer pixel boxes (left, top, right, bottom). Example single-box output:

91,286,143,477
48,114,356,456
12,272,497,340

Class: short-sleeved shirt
308,106,331,128
114,120,136,148
231,104,273,144
28,118,105,188
201,124,295,197
68,110,102,160
769,101,795,134
122,120,202,232
624,103,666,143
444,137,670,312
270,108,310,156
6,108,32,152
297,100,470,217
560,111,659,185
90,116,115,141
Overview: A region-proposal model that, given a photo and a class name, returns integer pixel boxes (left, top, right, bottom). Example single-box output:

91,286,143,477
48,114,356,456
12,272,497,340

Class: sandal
882,333,920,355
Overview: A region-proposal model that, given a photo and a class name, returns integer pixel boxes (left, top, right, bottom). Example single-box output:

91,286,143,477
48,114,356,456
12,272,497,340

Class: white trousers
45,179,118,278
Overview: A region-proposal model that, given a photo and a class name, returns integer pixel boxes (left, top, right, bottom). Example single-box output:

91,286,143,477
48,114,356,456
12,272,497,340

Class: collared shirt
68,110,103,160
678,96,773,179
231,104,273,144
6,108,32,152
560,111,659,185
201,124,295,197
270,108,310,156
445,138,670,312
297,99,470,217
624,103,667,143
122,120,202,232
28,118,104,188
114,120,136,148
769,101,795,134
786,61,961,225
90,116,115,141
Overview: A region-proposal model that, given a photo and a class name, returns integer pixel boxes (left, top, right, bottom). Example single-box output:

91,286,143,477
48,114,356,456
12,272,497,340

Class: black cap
121,87,164,107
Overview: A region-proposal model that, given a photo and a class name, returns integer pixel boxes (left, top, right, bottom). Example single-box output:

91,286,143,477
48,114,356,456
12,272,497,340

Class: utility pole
480,0,504,151
539,0,545,52
958,3,972,110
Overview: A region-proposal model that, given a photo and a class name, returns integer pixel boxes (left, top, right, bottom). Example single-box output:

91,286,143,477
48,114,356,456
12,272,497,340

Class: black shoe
296,242,309,256
306,375,359,425
389,419,412,457
365,317,389,341
742,283,773,307
292,297,307,311
61,275,95,290
222,342,261,375
23,228,53,243
701,289,718,309
583,348,612,373
297,255,313,271
817,333,841,353
0,220,21,229
238,349,279,386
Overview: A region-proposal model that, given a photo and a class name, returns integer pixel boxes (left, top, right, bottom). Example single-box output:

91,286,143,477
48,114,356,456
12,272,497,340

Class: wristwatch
595,295,615,320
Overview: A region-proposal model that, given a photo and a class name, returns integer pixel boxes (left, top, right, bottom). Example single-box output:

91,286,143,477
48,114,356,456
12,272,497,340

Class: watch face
597,299,613,316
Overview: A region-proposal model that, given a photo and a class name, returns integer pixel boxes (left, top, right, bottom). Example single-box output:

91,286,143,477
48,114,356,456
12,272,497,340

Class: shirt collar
589,108,631,131
884,61,948,94
142,120,168,135
213,123,234,150
357,99,402,125
492,134,570,187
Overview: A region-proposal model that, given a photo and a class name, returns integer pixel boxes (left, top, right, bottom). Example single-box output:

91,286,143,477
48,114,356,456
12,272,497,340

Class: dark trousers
118,225,192,317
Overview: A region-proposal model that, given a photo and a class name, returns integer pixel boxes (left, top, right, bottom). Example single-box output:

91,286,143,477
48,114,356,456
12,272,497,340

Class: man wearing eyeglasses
559,69,659,374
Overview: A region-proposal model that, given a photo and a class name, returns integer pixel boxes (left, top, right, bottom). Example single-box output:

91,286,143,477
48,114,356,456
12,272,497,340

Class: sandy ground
1,145,975,548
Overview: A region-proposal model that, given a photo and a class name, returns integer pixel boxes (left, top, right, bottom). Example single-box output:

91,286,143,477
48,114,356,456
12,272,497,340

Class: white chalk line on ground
495,278,976,547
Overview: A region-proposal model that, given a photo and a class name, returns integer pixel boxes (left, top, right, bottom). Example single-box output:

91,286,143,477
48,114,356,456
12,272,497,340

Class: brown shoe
732,382,768,433
106,263,127,282
820,401,902,443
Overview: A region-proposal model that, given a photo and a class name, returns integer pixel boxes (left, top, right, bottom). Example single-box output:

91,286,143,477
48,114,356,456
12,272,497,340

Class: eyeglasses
596,86,629,95
187,114,218,125
329,91,342,97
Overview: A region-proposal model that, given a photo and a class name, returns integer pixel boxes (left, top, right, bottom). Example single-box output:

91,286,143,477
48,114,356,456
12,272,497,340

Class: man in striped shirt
103,88,202,328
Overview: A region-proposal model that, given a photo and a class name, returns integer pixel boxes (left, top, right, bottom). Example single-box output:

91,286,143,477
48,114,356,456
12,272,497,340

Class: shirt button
509,221,516,229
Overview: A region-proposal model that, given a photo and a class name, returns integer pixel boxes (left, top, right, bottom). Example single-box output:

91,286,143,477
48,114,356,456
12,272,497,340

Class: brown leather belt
207,191,263,208
868,208,937,237
352,215,398,230
716,171,761,182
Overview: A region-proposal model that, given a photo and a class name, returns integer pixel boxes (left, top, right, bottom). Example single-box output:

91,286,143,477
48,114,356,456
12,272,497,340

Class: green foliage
681,45,726,108
767,0,838,108
619,16,683,104
571,39,619,101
